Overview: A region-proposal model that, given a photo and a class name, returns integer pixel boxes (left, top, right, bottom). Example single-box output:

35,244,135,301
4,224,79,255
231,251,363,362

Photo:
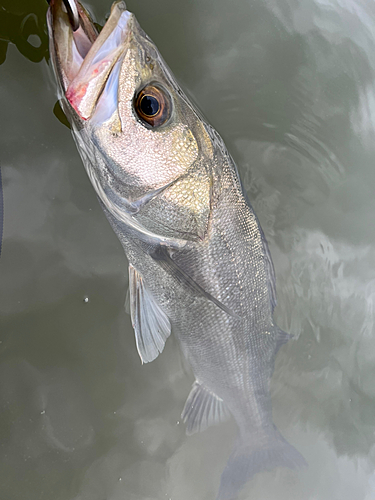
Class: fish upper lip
58,0,80,32
48,0,132,120
48,0,98,91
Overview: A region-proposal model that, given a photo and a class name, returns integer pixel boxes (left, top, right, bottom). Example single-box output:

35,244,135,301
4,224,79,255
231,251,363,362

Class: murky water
1,0,375,499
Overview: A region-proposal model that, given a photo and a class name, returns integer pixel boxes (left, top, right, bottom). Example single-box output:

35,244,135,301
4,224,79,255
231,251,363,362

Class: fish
47,1,306,498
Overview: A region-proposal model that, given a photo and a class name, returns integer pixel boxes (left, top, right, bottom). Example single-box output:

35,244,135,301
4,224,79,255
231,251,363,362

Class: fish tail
216,426,306,500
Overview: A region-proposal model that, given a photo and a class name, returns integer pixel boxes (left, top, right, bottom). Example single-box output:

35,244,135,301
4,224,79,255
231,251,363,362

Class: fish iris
134,84,171,127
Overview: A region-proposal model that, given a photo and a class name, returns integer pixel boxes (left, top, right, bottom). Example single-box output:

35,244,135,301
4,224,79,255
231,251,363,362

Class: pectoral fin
151,246,239,319
129,264,171,363
182,381,231,435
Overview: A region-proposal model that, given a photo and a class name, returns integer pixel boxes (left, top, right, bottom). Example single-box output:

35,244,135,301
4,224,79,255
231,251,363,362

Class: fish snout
58,0,80,32
48,1,133,120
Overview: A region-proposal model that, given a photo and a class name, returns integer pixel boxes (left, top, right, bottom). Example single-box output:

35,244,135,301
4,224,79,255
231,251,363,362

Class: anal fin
182,381,231,435
129,264,171,364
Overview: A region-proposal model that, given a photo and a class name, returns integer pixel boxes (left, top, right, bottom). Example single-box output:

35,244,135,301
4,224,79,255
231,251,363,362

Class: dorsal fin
275,328,293,352
182,381,231,435
129,264,171,363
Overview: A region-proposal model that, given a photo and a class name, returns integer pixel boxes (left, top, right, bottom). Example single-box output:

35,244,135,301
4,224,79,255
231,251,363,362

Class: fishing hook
47,0,80,31
62,0,80,31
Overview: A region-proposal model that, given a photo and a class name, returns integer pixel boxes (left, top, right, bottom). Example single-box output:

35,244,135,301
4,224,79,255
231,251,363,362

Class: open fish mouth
48,0,133,120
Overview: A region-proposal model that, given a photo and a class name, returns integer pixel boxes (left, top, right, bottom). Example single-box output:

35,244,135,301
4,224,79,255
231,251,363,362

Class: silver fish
47,1,306,498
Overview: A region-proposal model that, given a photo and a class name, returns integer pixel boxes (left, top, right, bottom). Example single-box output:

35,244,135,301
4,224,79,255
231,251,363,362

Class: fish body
48,1,306,498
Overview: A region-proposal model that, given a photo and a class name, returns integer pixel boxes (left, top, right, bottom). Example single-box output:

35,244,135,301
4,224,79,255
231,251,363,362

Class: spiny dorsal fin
129,264,171,363
276,328,293,352
182,381,231,435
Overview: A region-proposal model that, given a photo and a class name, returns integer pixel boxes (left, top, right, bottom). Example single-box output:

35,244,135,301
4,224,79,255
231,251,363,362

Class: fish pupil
140,95,159,116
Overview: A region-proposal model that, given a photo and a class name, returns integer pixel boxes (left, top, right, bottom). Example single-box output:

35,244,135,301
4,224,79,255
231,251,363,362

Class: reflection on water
0,0,49,257
0,0,48,64
1,0,375,499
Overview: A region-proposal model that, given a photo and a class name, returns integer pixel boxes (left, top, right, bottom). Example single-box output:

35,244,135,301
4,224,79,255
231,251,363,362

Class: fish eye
134,84,171,128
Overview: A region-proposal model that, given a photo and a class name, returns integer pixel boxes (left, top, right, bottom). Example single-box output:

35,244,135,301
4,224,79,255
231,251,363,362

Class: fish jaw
48,0,134,121
65,4,133,121
47,0,98,95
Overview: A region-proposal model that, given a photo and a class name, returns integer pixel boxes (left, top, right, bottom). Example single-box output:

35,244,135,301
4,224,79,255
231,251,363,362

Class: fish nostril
62,0,80,32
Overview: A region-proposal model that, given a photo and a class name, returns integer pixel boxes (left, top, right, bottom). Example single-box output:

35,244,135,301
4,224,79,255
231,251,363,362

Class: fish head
48,0,214,197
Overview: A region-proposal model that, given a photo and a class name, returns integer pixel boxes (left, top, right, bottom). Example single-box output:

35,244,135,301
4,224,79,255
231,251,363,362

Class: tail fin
216,426,307,500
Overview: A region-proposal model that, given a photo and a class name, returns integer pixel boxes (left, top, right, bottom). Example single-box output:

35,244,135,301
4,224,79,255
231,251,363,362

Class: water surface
1,0,375,499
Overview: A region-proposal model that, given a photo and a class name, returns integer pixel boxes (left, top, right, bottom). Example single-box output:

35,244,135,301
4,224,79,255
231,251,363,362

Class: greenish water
1,0,375,499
